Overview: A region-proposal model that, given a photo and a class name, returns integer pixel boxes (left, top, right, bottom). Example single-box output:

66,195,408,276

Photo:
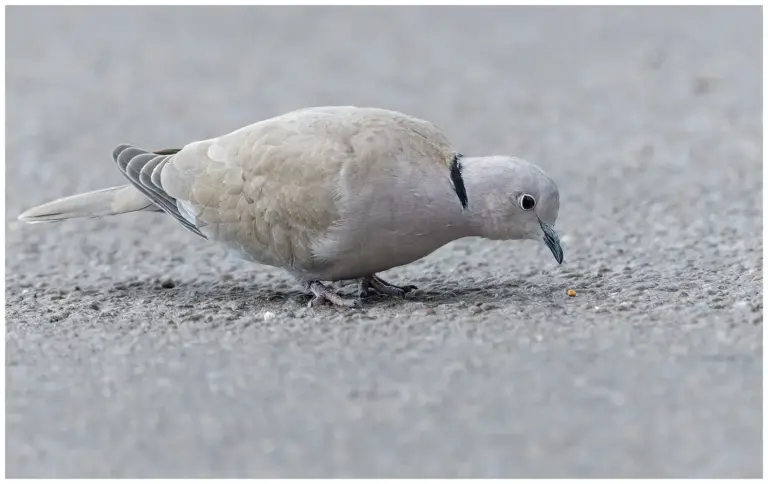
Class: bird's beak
539,220,564,264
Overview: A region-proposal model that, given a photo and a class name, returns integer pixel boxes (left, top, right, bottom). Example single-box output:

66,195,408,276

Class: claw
360,275,418,298
303,281,361,309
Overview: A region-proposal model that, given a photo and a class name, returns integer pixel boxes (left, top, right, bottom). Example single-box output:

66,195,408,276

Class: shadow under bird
18,106,564,307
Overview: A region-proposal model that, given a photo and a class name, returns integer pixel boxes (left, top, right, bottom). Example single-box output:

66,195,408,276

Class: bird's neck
393,156,504,245
456,156,508,239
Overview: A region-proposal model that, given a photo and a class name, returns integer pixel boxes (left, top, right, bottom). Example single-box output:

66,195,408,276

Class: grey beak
540,220,564,264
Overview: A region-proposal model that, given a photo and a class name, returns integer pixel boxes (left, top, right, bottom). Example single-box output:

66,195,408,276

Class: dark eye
519,194,536,211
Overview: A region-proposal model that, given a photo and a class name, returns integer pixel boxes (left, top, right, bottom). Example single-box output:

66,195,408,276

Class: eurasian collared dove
18,106,563,307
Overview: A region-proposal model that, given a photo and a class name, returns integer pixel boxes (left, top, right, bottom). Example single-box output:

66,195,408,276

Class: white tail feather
18,185,155,223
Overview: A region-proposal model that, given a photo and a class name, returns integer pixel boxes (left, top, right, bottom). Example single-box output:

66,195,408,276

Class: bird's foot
359,274,418,298
302,280,362,308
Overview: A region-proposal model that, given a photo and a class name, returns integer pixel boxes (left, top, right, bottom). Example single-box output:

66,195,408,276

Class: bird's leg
359,274,418,298
301,281,361,308
358,277,374,298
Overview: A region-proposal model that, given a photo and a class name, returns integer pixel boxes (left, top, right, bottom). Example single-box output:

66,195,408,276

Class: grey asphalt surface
5,6,763,478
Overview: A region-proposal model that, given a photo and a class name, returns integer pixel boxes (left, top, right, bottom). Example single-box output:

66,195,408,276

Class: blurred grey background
6,6,762,478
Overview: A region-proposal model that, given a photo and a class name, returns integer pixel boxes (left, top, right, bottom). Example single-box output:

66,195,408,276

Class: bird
18,106,563,308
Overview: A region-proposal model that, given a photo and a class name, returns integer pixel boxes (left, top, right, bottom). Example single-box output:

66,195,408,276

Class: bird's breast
306,174,471,281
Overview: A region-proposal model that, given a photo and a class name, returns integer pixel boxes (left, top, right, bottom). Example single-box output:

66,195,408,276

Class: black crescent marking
154,147,182,155
450,153,468,209
112,144,207,239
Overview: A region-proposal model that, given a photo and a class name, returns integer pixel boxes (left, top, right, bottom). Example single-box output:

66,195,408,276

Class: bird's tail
17,185,158,223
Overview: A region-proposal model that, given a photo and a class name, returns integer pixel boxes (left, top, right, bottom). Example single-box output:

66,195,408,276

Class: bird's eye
519,194,536,211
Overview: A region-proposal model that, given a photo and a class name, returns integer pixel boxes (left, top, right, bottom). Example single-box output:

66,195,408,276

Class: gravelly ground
5,6,762,478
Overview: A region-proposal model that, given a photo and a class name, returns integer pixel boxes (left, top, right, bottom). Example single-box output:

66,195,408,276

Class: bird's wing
112,145,205,237
120,106,460,271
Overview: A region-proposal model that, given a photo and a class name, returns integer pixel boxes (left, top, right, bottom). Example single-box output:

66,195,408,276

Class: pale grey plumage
18,106,563,307
16,184,159,222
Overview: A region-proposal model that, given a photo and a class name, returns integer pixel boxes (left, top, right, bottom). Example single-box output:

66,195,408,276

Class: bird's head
461,155,563,264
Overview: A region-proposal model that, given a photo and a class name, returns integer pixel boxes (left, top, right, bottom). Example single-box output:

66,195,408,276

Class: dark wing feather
153,148,182,155
112,144,206,238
